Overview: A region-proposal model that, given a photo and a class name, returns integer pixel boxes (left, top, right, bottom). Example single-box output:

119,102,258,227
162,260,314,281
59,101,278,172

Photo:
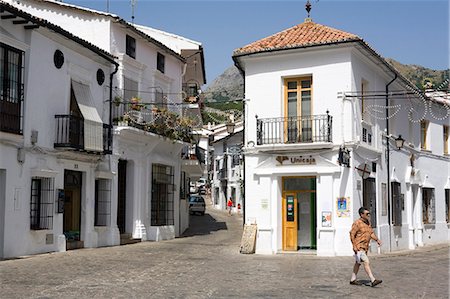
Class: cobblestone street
0,202,449,299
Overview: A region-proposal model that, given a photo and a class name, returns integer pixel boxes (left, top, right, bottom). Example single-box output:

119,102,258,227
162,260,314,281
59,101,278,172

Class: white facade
1,0,205,258
0,2,117,258
211,125,244,213
234,22,449,255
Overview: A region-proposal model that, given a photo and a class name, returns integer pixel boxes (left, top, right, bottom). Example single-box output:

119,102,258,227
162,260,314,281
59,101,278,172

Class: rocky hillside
385,58,448,90
203,66,243,103
204,59,448,106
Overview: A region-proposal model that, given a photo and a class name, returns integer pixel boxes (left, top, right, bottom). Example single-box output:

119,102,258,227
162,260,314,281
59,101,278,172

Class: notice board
240,224,257,254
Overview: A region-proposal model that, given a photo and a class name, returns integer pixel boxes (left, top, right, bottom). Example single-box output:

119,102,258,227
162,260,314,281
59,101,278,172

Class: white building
233,18,450,255
0,1,117,258
211,124,244,213
4,0,206,254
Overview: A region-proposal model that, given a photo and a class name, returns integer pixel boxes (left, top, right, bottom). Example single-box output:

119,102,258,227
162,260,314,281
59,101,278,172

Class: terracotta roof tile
233,20,361,56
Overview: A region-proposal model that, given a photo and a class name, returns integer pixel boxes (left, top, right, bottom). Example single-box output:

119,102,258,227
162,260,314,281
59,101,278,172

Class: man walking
349,207,382,287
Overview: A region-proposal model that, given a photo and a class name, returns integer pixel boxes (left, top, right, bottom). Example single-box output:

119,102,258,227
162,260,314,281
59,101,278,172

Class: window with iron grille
157,52,165,73
0,43,24,135
391,182,402,226
422,188,435,224
126,35,136,59
95,179,111,226
180,171,189,200
151,164,174,226
231,154,240,168
30,177,54,230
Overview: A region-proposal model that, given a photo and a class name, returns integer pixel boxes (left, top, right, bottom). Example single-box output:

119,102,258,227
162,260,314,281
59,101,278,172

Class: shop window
126,35,136,59
157,52,165,73
0,43,24,135
422,188,435,224
30,178,54,230
95,179,111,226
391,182,402,226
151,164,174,226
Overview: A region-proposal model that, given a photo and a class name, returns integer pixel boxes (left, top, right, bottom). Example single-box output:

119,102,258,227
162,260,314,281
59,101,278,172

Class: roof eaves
26,0,185,63
232,37,361,57
0,1,118,65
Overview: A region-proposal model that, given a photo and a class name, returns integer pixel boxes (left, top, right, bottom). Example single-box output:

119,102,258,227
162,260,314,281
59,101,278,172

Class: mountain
204,59,448,106
203,66,243,103
385,58,448,90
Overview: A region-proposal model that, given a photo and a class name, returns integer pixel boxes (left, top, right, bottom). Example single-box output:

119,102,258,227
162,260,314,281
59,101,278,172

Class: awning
71,80,103,152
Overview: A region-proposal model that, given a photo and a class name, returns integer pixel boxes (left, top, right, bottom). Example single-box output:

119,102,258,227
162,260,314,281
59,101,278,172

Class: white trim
30,169,59,178
0,29,30,51
95,171,115,179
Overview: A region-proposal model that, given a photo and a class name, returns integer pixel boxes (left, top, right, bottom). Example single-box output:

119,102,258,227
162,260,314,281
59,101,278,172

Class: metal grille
30,178,54,230
95,179,111,226
151,164,174,226
0,43,24,134
180,171,188,200
256,114,332,145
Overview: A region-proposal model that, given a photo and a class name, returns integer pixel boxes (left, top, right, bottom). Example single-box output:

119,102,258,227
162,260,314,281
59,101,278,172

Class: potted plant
113,96,122,107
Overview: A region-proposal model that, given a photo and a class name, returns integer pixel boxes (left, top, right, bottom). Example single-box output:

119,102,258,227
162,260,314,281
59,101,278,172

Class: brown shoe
371,279,382,287
350,280,363,285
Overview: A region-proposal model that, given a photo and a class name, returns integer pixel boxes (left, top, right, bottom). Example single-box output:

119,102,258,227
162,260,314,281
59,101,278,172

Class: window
126,35,136,59
180,171,189,200
285,77,313,143
422,188,435,224
95,179,111,226
363,178,377,228
391,182,402,226
30,178,54,230
0,43,24,134
420,120,429,150
157,52,165,73
444,125,449,154
445,189,449,223
151,164,174,226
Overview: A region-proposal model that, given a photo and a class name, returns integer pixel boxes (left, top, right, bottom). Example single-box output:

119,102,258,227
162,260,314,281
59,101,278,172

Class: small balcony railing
54,115,111,154
181,145,205,165
256,113,332,145
54,115,84,150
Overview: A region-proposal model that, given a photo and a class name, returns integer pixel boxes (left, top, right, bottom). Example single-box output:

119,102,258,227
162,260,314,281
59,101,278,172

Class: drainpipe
386,73,397,253
109,62,119,153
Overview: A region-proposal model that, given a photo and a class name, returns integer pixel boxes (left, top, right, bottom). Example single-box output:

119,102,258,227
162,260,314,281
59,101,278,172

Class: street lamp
226,112,235,134
395,135,405,150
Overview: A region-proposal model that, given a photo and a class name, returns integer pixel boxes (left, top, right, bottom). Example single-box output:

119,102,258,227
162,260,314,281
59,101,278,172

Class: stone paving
0,202,449,299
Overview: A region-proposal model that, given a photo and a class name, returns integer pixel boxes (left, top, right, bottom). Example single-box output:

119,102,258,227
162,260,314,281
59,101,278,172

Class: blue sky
66,0,449,85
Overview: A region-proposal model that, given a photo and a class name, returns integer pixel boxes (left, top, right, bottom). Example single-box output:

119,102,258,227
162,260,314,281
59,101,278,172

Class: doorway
117,159,127,234
64,170,83,250
282,177,317,251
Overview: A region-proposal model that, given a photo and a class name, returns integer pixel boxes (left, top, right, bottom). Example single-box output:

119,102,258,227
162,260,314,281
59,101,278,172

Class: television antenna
131,0,137,23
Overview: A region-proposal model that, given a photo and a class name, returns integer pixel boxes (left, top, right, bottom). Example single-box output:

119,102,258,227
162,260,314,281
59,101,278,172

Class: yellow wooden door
282,193,298,251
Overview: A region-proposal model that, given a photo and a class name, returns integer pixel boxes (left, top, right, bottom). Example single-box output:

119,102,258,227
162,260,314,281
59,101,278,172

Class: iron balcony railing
181,144,206,165
256,113,332,145
54,115,111,154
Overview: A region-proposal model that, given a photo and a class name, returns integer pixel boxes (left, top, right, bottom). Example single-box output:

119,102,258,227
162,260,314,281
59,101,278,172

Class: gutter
108,62,119,152
385,72,397,253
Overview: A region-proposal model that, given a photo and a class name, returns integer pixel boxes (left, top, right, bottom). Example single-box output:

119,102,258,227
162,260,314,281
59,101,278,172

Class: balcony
256,113,332,146
54,115,111,154
112,101,194,143
181,145,205,178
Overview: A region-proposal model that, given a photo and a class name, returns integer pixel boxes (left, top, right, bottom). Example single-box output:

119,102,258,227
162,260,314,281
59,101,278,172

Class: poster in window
337,197,350,217
381,183,387,216
322,211,332,227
